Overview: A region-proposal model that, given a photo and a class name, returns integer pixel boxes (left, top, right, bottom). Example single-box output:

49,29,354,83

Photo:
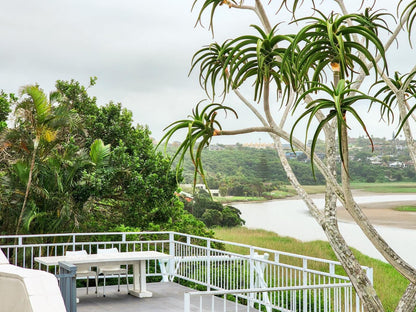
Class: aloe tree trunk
339,115,384,310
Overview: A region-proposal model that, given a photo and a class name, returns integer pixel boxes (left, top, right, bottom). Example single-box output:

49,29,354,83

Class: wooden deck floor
76,282,255,312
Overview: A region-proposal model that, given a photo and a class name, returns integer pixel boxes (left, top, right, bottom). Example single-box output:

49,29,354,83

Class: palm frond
90,139,111,166
19,85,52,125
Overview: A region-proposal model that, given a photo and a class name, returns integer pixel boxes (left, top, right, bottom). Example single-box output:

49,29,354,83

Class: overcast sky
1,0,414,145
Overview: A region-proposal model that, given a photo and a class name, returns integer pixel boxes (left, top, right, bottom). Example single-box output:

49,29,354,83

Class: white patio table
35,251,171,298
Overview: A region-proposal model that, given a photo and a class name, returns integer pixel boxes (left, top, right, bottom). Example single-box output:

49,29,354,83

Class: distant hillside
161,143,416,191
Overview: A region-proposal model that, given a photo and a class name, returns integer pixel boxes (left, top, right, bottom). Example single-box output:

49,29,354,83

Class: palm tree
14,86,56,234
25,139,110,233
10,85,84,234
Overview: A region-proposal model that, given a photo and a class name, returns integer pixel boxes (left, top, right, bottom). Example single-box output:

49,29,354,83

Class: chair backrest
97,248,122,271
65,250,88,256
65,250,91,272
97,247,119,255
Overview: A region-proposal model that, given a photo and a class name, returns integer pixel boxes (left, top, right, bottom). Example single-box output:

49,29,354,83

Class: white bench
0,250,66,312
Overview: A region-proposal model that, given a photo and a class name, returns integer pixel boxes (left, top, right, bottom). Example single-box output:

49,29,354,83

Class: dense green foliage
169,145,416,194
0,91,12,132
0,80,212,238
181,190,245,227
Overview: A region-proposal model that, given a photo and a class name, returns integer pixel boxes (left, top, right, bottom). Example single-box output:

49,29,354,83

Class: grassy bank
285,182,416,195
215,189,296,203
351,182,416,193
395,205,416,212
214,227,408,312
212,182,416,204
219,182,416,203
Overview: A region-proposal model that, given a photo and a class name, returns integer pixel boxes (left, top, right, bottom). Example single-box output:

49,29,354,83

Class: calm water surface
234,194,416,267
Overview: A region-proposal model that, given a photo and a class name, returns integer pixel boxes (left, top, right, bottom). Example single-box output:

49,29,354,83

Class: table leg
128,260,152,298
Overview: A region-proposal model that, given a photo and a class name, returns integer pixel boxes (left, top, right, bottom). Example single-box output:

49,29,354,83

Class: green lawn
285,184,326,194
351,182,416,193
394,205,416,212
214,227,409,312
212,182,416,204
287,182,416,194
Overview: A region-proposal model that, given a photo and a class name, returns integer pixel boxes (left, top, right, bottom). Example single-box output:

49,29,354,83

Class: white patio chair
97,247,129,297
65,250,98,295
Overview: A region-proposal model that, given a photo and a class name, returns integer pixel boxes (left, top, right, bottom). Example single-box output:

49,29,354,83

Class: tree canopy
0,79,213,238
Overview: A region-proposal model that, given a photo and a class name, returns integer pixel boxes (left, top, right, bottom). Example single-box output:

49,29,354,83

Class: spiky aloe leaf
159,102,237,188
399,0,416,44
284,10,388,88
290,79,392,178
372,71,416,135
223,24,295,102
191,0,238,35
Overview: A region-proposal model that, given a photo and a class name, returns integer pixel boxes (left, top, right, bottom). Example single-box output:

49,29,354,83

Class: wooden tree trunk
15,140,38,235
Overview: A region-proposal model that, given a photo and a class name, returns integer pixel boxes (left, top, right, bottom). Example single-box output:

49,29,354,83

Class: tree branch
254,0,272,32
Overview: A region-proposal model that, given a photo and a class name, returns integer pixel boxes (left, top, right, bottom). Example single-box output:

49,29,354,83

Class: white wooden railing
184,284,356,312
0,231,369,312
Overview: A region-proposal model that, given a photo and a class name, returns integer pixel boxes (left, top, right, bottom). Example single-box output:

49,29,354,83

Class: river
234,194,416,267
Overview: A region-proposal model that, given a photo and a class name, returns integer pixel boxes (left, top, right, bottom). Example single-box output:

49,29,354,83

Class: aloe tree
162,1,416,311
283,15,416,308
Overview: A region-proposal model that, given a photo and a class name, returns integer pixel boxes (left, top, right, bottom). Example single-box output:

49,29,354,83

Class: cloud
1,0,414,146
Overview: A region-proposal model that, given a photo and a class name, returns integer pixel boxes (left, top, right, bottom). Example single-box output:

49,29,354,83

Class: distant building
389,161,405,168
242,142,274,149
208,144,225,151
285,151,304,160
368,156,382,165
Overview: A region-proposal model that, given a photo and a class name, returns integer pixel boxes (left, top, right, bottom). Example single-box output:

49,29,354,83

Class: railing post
274,252,279,264
329,263,335,275
72,234,76,251
302,259,308,312
365,267,374,285
58,261,77,312
206,239,211,290
169,232,175,281
184,292,190,312
249,247,255,308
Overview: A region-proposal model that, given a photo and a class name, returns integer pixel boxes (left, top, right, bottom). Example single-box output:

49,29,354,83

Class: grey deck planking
76,282,256,312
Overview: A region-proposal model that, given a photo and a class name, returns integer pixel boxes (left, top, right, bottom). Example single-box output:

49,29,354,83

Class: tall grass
214,227,409,312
